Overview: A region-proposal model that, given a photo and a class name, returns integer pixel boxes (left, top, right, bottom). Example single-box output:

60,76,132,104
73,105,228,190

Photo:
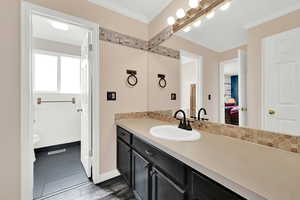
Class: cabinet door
117,139,131,186
132,151,151,200
190,171,246,200
151,168,185,200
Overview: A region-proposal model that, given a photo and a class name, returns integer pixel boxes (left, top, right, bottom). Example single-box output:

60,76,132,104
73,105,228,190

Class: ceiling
32,15,88,46
88,0,174,23
177,0,300,52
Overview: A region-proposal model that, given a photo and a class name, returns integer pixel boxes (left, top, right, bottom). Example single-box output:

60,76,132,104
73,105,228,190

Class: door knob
241,107,247,112
77,108,83,112
268,109,276,115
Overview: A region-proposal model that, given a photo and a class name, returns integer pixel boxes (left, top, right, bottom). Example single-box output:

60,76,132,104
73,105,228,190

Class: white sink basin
150,125,201,141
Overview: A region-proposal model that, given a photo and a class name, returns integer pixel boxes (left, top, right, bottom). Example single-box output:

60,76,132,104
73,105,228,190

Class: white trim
219,58,238,124
261,38,267,131
94,169,121,183
244,2,300,29
179,50,204,114
21,2,101,200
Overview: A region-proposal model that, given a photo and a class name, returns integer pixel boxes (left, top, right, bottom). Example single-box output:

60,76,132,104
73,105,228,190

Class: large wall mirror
152,0,300,137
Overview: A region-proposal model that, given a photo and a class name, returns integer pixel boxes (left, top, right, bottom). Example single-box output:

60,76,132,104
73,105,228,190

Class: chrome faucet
198,108,208,121
174,110,192,131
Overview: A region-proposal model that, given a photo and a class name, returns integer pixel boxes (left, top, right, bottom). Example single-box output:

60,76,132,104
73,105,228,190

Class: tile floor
44,176,135,200
34,143,89,199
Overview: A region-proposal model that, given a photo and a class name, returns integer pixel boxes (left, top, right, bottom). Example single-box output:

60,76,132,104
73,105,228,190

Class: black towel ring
158,74,167,88
127,70,138,87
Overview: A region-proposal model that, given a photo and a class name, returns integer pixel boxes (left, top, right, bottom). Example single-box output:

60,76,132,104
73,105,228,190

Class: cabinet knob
145,150,154,157
144,163,150,169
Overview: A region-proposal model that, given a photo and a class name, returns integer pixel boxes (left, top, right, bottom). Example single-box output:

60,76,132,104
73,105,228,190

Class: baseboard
93,169,120,184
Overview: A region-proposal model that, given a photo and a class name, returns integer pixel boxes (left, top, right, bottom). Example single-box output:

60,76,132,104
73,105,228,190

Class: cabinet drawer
117,126,131,144
190,171,247,200
132,136,185,186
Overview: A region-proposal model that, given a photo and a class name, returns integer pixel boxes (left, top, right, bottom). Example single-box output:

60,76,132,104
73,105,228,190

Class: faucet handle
186,120,193,131
178,119,184,129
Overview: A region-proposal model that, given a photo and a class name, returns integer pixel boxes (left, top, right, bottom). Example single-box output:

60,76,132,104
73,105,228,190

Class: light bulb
176,8,185,19
189,0,199,8
167,16,175,25
183,26,191,32
220,2,231,11
206,11,215,19
193,20,202,27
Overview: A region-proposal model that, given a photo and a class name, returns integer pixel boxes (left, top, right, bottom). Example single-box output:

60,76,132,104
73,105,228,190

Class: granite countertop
116,118,300,200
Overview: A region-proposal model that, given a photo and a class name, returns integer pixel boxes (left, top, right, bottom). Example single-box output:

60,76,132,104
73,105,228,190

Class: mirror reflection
159,0,300,137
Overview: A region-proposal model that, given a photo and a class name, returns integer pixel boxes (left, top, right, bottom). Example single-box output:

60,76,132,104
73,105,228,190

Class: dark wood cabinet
151,168,185,200
117,139,131,186
132,150,151,200
116,126,247,200
189,171,246,200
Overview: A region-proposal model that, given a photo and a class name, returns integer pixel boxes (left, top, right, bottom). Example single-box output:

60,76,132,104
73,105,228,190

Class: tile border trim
99,27,180,59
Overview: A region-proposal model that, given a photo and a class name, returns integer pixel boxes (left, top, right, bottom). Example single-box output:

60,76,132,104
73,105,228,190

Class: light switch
107,91,116,101
171,93,176,100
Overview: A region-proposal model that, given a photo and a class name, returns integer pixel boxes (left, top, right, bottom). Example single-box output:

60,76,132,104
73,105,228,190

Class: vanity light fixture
183,26,191,32
176,8,186,19
167,16,176,25
206,11,215,19
189,0,199,9
193,19,202,27
220,1,231,11
49,20,69,31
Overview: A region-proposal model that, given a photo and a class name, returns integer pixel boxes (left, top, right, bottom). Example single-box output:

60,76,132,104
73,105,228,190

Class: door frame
219,58,238,124
21,2,100,200
179,50,204,113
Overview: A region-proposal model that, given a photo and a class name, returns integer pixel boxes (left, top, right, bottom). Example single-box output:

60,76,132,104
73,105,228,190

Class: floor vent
47,149,66,155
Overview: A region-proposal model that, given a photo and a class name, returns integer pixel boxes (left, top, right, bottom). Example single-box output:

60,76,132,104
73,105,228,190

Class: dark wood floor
37,176,136,200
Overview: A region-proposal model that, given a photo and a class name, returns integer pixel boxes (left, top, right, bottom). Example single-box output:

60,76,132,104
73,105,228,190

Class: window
61,56,81,94
34,54,58,92
33,52,81,94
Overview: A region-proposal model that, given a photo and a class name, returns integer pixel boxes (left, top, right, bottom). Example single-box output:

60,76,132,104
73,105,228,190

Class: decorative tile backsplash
115,110,300,154
99,27,180,60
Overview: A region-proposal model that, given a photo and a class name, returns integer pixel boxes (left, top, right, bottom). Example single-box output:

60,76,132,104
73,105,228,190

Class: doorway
21,3,100,200
180,50,203,118
219,50,247,126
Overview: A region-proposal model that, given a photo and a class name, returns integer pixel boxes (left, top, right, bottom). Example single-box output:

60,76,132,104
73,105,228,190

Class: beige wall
147,53,180,111
247,9,300,129
0,1,21,200
100,41,148,172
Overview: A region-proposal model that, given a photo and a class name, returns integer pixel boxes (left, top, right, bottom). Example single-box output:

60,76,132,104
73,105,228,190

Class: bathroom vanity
116,118,300,200
116,122,246,200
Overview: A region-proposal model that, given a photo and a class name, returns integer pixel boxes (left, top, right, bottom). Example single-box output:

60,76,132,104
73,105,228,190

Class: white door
262,28,300,135
80,32,92,177
238,50,247,126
